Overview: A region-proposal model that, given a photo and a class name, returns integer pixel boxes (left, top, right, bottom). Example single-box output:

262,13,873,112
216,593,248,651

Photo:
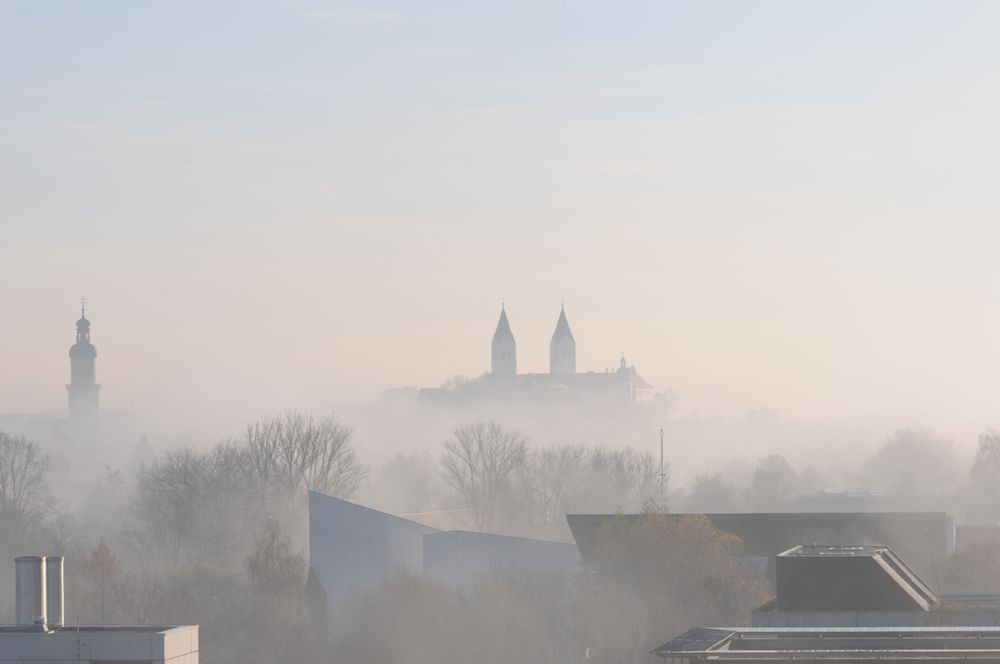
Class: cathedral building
422,305,654,404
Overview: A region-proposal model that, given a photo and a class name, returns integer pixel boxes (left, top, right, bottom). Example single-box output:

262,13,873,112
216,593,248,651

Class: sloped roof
550,307,574,342
629,370,653,389
400,509,478,531
774,545,939,611
493,307,514,342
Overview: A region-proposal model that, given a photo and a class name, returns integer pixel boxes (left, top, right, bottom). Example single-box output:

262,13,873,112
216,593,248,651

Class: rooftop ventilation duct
774,544,939,612
45,555,64,628
14,556,47,631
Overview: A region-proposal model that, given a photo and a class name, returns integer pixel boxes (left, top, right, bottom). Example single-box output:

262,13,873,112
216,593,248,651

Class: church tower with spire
491,305,517,376
549,305,576,374
67,299,100,431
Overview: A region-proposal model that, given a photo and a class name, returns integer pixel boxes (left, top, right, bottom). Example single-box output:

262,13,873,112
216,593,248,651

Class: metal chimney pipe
14,556,47,630
44,556,64,629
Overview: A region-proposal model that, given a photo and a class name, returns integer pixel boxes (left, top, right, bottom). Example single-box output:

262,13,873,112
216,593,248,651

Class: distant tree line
440,420,663,537
6,417,1000,664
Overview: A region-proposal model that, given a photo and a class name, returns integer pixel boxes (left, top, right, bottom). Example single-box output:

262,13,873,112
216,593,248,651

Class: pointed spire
551,305,573,341
491,304,517,376
493,305,514,342
549,304,576,374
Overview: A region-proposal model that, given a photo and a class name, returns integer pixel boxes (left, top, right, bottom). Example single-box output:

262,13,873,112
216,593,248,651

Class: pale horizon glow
2,1,1000,445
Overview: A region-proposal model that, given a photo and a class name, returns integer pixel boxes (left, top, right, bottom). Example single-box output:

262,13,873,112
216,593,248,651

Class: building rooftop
0,624,190,634
772,544,939,612
566,512,952,582
654,627,1000,661
781,544,888,557
0,623,198,662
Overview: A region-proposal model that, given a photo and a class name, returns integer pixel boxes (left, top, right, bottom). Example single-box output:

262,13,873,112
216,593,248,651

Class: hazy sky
3,1,1000,440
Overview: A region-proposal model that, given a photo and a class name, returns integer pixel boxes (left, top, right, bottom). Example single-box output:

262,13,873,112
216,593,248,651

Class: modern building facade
308,491,582,627
308,491,437,622
423,530,581,589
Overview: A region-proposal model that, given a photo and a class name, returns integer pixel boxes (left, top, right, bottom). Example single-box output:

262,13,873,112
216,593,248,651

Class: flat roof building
2,556,198,663
654,626,1000,664
0,625,199,664
567,512,953,582
752,545,1000,627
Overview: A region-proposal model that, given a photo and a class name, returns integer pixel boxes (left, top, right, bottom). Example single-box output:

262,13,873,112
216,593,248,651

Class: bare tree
570,446,661,513
244,519,309,664
440,374,469,390
0,432,52,532
750,454,799,509
517,444,586,537
243,411,366,506
85,539,127,624
971,429,1000,499
441,421,528,531
689,473,739,512
862,428,963,494
129,443,247,566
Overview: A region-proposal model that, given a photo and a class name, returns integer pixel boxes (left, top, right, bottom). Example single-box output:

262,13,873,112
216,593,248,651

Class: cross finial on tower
80,296,87,318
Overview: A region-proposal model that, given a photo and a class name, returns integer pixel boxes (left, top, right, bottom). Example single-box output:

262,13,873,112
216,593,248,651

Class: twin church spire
491,305,517,375
490,304,576,376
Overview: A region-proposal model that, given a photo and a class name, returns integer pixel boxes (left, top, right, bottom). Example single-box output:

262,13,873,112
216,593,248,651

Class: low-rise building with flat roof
3,555,198,663
654,626,1000,664
752,545,1000,627
567,512,953,582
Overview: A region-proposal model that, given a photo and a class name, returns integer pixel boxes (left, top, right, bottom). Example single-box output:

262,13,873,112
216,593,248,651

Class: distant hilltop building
421,305,654,404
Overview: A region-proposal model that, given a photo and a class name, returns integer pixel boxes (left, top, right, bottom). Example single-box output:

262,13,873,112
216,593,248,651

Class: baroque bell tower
67,298,100,431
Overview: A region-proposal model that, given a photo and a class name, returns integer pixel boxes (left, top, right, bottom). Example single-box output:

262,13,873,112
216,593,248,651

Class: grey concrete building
309,491,584,628
3,556,198,663
308,491,438,621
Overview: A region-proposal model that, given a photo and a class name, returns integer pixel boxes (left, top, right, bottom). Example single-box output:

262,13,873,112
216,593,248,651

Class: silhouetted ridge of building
566,512,953,582
67,300,100,437
422,305,655,404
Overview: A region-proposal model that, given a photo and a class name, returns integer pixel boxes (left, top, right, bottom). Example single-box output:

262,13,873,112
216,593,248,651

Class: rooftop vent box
774,545,939,612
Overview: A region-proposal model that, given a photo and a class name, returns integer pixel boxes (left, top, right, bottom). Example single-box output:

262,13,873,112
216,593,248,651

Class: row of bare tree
0,413,362,663
683,428,1000,513
440,420,663,536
